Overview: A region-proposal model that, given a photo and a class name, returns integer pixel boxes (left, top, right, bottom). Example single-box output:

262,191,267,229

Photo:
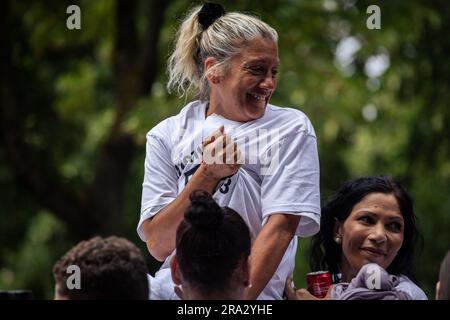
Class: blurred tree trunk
0,0,169,241
404,0,450,172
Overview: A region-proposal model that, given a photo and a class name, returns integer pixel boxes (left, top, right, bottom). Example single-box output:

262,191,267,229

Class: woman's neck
206,95,243,122
340,257,358,282
206,101,227,119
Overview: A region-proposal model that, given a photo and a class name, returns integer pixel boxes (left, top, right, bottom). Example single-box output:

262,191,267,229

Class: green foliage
0,211,68,299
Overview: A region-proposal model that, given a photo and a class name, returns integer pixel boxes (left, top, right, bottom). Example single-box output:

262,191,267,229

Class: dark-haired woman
137,3,320,300
170,190,251,299
285,176,427,300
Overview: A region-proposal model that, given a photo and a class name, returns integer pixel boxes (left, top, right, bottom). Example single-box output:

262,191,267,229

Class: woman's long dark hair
176,190,251,294
310,176,422,283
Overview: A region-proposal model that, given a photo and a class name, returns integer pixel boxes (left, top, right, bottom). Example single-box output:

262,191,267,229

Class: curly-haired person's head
53,236,149,299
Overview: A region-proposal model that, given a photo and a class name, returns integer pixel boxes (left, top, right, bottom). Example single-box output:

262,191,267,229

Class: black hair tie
198,2,226,30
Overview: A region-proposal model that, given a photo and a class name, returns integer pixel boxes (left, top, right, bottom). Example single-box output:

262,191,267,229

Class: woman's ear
243,256,251,287
204,57,220,84
333,218,343,244
436,281,441,300
234,256,251,287
170,255,182,286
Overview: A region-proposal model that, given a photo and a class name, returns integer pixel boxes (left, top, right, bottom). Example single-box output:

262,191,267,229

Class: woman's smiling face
336,192,405,280
210,37,279,122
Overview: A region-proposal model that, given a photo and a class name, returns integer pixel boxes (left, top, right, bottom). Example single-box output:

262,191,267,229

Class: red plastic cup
306,271,332,298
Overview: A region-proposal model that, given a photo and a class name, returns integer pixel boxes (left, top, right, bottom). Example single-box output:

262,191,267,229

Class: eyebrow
386,216,404,223
356,210,404,222
244,58,280,66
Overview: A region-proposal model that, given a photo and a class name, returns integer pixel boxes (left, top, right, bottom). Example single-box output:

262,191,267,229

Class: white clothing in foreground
138,100,321,299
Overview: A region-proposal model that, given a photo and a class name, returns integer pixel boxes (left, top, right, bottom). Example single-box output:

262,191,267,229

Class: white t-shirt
138,100,321,300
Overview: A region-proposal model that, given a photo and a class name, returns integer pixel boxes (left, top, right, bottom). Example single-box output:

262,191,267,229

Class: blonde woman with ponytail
138,2,321,300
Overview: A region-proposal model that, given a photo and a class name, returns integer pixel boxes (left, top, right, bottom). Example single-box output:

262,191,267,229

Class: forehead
236,38,279,65
351,193,402,218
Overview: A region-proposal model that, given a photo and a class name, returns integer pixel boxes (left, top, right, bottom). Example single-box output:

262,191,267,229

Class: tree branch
139,0,170,96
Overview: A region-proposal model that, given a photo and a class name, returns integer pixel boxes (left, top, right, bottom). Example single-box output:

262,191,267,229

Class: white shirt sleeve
137,133,178,242
260,130,321,237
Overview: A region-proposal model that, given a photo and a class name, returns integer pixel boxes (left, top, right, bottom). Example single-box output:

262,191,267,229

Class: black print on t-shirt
219,177,232,194
174,147,203,179
183,164,200,186
181,164,232,195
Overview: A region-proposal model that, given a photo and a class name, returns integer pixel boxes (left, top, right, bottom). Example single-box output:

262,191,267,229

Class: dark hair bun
185,190,224,231
198,2,226,30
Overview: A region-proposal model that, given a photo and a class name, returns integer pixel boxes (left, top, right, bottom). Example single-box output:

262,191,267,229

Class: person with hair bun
170,190,251,299
138,2,321,300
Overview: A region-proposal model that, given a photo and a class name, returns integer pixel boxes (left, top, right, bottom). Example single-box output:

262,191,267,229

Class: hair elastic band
198,2,226,30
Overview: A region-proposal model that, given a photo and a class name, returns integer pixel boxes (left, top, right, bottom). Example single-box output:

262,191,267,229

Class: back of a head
176,190,251,295
311,176,421,281
167,3,278,100
438,250,450,300
53,236,149,299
